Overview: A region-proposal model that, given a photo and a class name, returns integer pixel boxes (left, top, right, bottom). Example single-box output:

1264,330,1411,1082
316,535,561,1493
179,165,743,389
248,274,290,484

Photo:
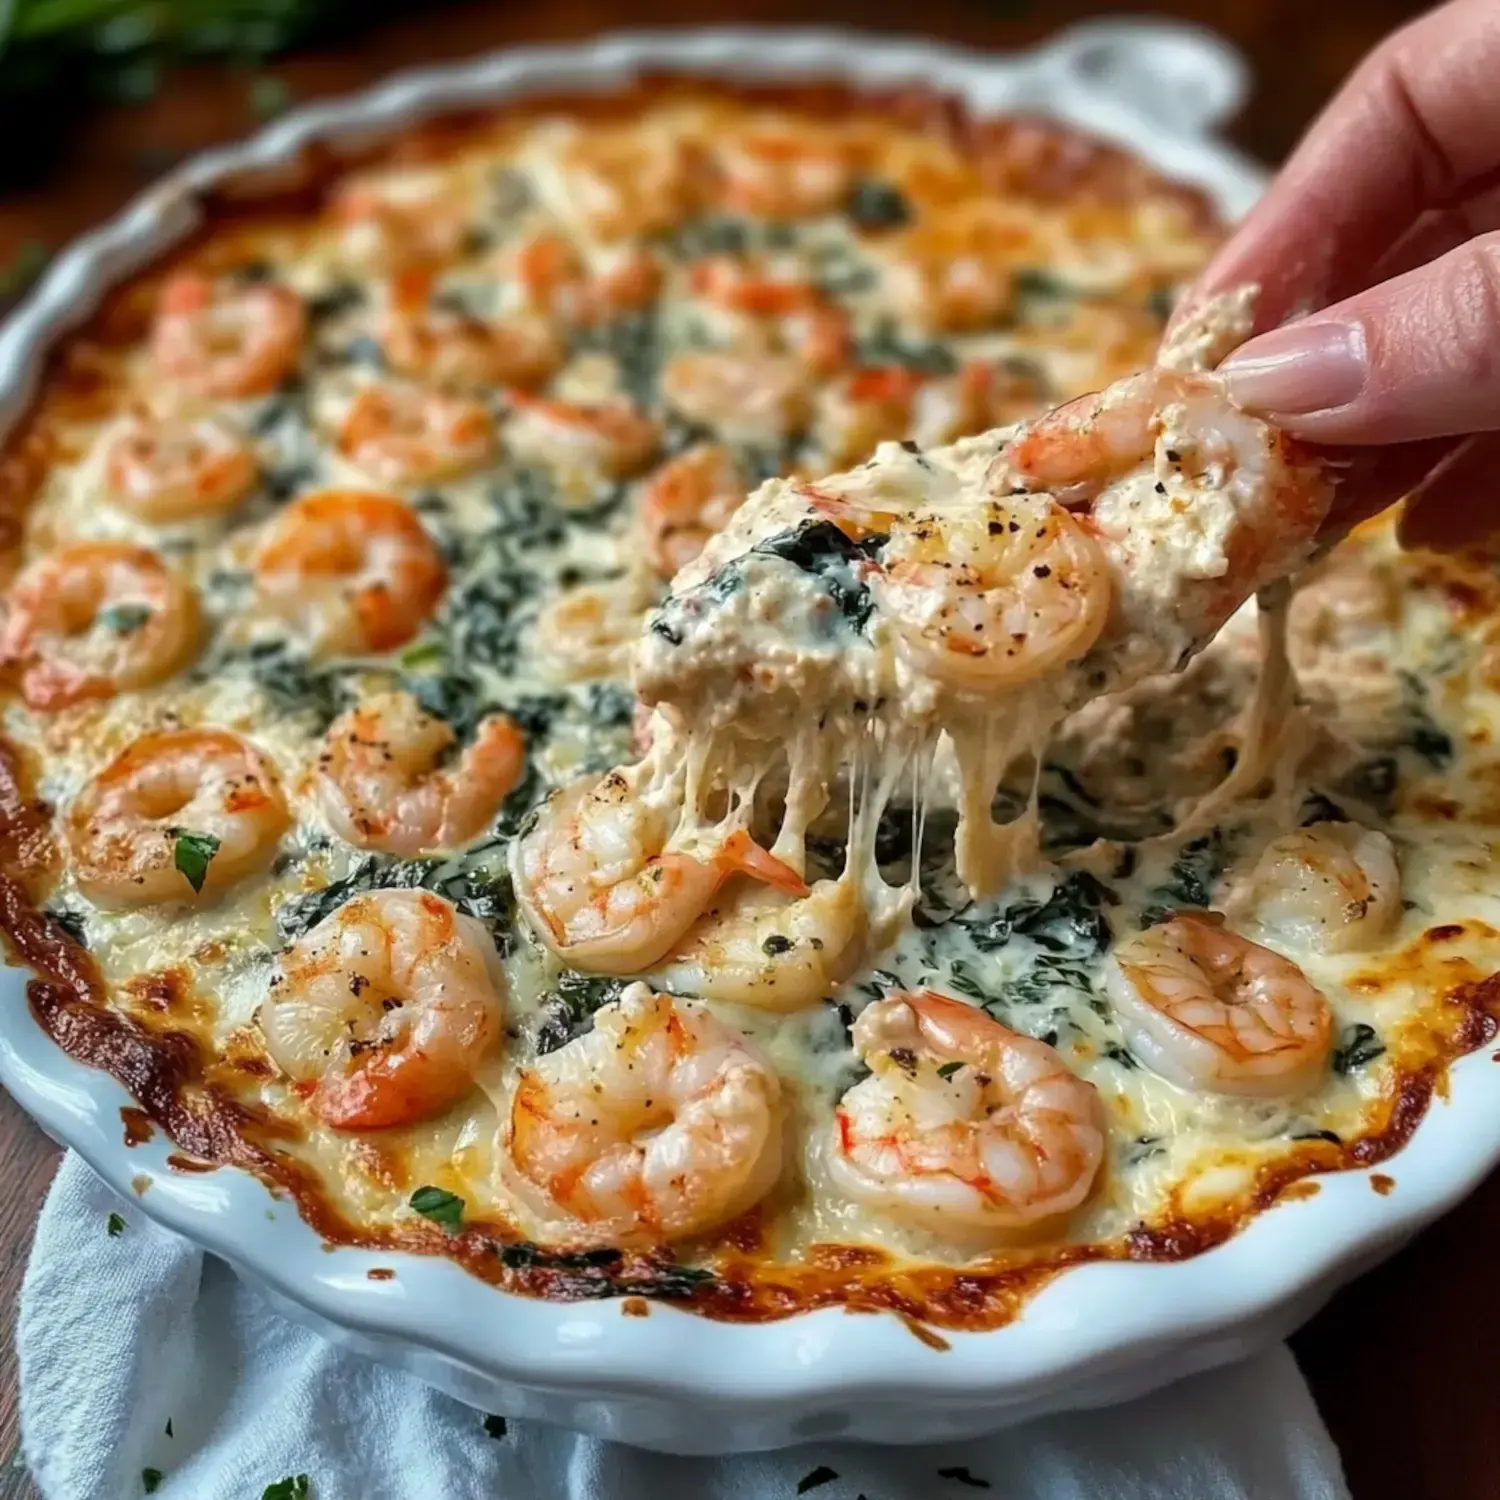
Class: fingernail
1220,320,1367,416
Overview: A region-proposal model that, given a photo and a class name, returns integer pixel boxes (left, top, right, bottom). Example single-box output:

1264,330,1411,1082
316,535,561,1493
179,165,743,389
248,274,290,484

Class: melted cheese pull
621,350,1332,928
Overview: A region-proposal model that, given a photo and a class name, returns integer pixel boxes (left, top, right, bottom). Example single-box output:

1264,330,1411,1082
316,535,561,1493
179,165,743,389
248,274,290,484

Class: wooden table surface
0,3,1487,1496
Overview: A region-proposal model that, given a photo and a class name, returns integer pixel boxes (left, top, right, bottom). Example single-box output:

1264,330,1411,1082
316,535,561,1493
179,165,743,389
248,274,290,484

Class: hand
1170,0,1500,549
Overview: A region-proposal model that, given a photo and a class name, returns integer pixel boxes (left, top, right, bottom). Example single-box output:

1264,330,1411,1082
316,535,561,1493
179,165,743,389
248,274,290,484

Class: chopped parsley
107,1212,125,1237
482,1414,508,1439
262,1478,310,1500
936,1061,963,1081
797,1467,839,1494
141,1469,162,1493
98,603,152,635
409,1186,465,1230
170,830,220,895
938,1465,992,1488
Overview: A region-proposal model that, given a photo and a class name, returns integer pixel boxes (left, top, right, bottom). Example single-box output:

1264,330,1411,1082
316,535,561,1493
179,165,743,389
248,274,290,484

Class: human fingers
1218,231,1500,445
1169,0,1500,337
1396,434,1500,550
1317,437,1459,541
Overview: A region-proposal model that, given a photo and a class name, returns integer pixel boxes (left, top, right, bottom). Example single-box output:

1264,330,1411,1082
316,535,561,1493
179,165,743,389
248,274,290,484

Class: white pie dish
2,22,1495,1457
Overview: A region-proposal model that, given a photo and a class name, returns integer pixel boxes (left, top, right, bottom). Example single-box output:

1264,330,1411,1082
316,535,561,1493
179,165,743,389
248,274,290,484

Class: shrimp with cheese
1227,822,1402,956
829,990,1106,1235
262,889,504,1130
65,729,288,907
504,985,782,1247
97,412,258,523
510,770,808,974
317,691,525,856
254,489,447,656
1103,910,1335,1098
0,542,199,710
149,272,305,398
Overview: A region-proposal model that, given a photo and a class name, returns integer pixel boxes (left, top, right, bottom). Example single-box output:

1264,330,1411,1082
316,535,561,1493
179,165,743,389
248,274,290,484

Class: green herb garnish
141,1471,163,1495
939,1466,992,1488
409,1185,465,1230
107,1212,125,1237
482,1414,508,1439
98,603,152,635
936,1061,963,1081
798,1469,839,1494
170,830,220,894
262,1478,310,1500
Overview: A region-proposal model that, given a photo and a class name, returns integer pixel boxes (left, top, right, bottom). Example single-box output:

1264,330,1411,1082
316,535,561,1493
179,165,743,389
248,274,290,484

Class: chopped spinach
1332,1022,1386,1073
1299,790,1349,826
1397,671,1454,768
1337,754,1399,817
535,972,625,1054
1140,829,1233,927
845,176,911,230
197,638,355,730
276,849,514,949
750,519,886,631
305,282,365,321
497,1239,714,1299
583,681,636,729
573,310,664,411
45,906,88,948
854,318,959,375
963,871,1115,958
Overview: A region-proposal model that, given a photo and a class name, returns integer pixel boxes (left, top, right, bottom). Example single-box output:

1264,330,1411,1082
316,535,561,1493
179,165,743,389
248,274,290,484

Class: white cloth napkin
19,1153,1350,1500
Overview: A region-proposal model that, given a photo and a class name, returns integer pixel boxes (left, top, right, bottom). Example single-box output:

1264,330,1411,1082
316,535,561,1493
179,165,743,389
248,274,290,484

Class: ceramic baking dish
4,23,1493,1456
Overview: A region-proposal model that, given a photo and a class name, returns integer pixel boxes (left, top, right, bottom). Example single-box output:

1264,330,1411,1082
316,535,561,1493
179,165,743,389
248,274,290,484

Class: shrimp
814,366,927,468
98,412,258,523
660,351,812,445
503,985,782,1247
254,489,447,656
65,728,288,907
262,889,504,1130
637,444,747,579
1103,909,1335,1098
650,876,863,1012
712,121,855,218
533,576,649,681
149,272,306,399
866,495,1112,691
380,269,562,392
1001,366,1331,635
506,232,662,325
829,990,1106,1235
338,382,496,486
504,392,660,486
510,771,808,974
874,202,1034,332
0,543,199,711
317,691,525,856
1227,822,1401,956
689,258,850,375
552,128,701,240
909,359,1051,448
329,166,474,270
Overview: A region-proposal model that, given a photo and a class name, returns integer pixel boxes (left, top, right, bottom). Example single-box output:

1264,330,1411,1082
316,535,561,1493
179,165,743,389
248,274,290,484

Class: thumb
1217,231,1500,445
